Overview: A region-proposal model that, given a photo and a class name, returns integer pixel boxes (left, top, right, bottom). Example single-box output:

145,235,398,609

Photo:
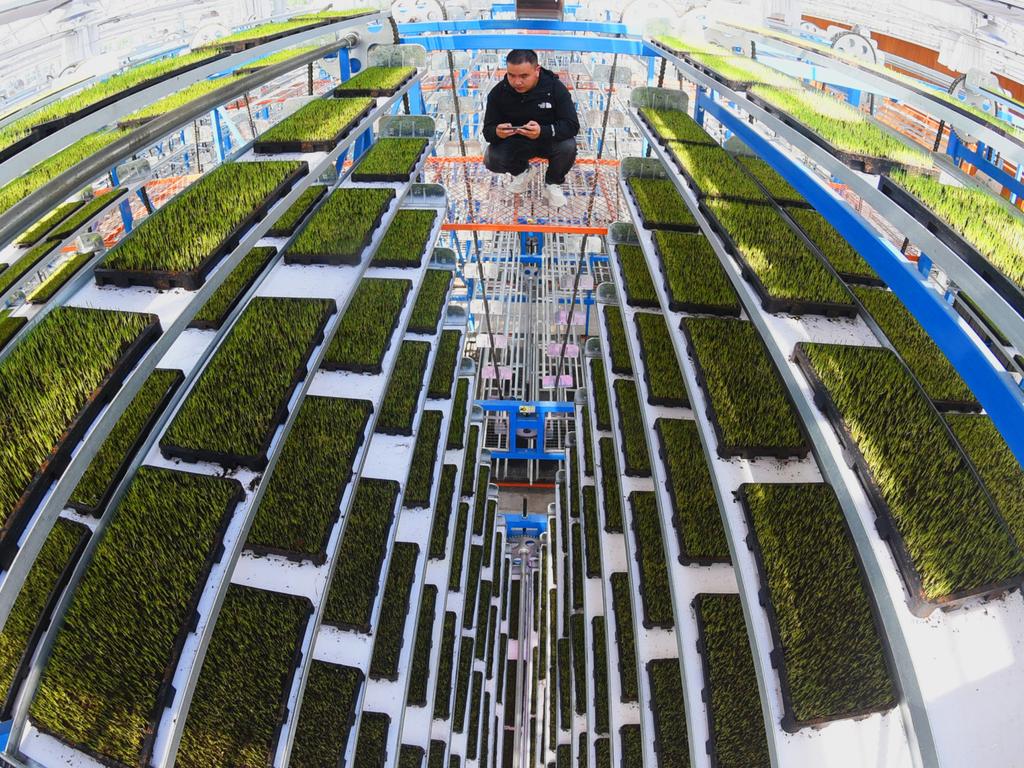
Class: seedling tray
625,185,700,233
698,200,858,318
67,370,185,517
631,517,673,630
200,20,333,53
319,294,407,375
188,247,278,331
160,307,333,471
732,484,900,732
650,235,742,318
793,343,1024,617
267,599,313,767
636,334,689,409
28,254,95,305
350,141,430,183
879,173,1024,316
284,201,388,267
370,214,436,268
329,506,395,635
0,133,37,164
615,404,652,478
679,319,811,461
682,53,760,91
636,109,716,148
664,151,771,206
96,163,307,291
333,69,416,98
253,102,373,154
0,317,161,571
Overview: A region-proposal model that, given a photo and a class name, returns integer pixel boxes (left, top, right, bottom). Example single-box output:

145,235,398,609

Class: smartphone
509,125,526,131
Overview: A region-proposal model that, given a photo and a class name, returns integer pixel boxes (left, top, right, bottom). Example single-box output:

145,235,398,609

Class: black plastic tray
188,247,278,331
327,504,396,635
649,233,742,318
253,102,372,155
635,323,689,409
333,69,416,98
284,199,389,267
629,498,672,630
319,284,409,374
625,184,701,233
351,139,429,183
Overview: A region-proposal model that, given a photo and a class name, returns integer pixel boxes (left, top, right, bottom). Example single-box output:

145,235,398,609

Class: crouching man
482,49,580,208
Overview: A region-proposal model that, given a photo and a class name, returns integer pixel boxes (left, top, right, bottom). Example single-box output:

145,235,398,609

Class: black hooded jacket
482,67,580,145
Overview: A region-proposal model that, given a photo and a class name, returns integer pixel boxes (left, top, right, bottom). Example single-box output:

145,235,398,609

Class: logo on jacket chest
538,101,553,109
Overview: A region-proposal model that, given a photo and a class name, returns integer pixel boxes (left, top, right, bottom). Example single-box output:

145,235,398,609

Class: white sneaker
545,183,567,208
507,167,532,194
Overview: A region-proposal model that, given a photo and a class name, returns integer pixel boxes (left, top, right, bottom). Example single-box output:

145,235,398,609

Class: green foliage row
453,636,474,732
258,97,372,146
238,45,322,72
613,379,651,476
0,306,155,525
33,467,241,766
626,176,697,230
288,187,394,264
247,396,372,559
369,542,420,680
163,297,333,465
428,465,458,560
48,188,126,246
267,184,326,237
353,138,429,180
589,359,612,431
473,580,492,660
629,491,674,628
0,518,86,712
655,418,730,563
800,342,1024,600
119,75,244,125
570,613,587,715
290,661,363,768
598,437,623,532
654,229,739,315
735,155,806,205
407,585,438,706
26,250,95,304
557,638,571,728
0,240,59,296
647,658,690,767
353,711,391,767
854,286,975,405
406,411,443,508
323,478,399,631
581,407,595,475
603,305,633,375
592,616,610,734
689,53,798,88
69,368,181,514
482,499,497,567
203,18,324,47
787,207,879,283
750,86,932,169
448,501,471,591
16,200,85,246
463,545,483,629
461,424,479,496
102,160,302,275
335,66,416,95
571,523,584,612
377,340,430,435
191,246,276,330
408,268,453,333
0,311,26,353
582,486,602,578
743,483,896,724
704,198,853,307
428,330,460,399
638,107,716,145
615,243,659,308
684,316,806,455
595,737,610,768
889,169,1024,289
323,277,410,372
635,312,689,407
609,572,638,702
432,611,458,719
448,378,469,450
694,594,770,765
667,141,767,201
372,209,437,268
466,670,484,758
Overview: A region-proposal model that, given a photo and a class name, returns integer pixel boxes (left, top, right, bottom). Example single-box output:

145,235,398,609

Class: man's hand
496,123,517,139
516,121,542,140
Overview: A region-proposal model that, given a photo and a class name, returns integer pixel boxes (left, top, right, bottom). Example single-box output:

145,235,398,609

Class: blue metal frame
696,89,1024,464
398,19,629,34
504,512,548,537
946,130,1024,202
477,400,573,460
399,32,656,55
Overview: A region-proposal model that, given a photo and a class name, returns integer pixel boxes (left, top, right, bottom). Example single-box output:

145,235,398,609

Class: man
482,49,580,208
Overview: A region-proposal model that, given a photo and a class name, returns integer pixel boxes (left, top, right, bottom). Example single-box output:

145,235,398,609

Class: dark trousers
483,136,578,184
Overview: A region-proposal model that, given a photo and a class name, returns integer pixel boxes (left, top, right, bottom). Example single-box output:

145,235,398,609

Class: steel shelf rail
632,113,939,768
0,72,424,684
644,42,1024,464
400,32,657,55
0,12,387,250
398,18,631,34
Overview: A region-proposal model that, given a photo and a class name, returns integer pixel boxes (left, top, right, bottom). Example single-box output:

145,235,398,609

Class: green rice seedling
581,407,595,475
0,240,60,296
335,66,416,96
428,330,460,399
621,725,643,763
613,379,651,477
32,467,242,766
571,524,583,612
473,580,492,659
400,744,425,768
653,35,729,56
162,297,334,467
0,518,87,715
407,585,438,706
582,486,601,577
694,594,770,763
598,437,623,532
247,396,373,560
26,250,94,304
369,542,420,680
741,483,896,726
854,285,975,406
372,209,437,268
0,306,156,527
684,317,806,456
590,359,612,430
377,341,430,435
786,207,879,283
946,414,1024,546
352,138,430,181
556,640,571,725
433,612,458,719
427,465,458,559
466,671,484,755
408,268,453,333
571,613,587,715
596,738,611,767
629,492,674,628
256,97,373,150
202,19,323,48
176,585,310,768
626,177,697,230
688,53,798,88
0,310,26,352
654,418,730,563
653,230,740,315
100,160,303,281
46,188,127,242
267,185,326,237
322,277,411,372
69,369,182,515
289,662,363,768
473,466,488,538
288,187,394,264
16,200,86,246
237,45,322,72
448,379,469,449
888,169,1024,290
461,425,479,496
634,312,688,408
638,107,717,145
646,658,689,764
118,76,245,126
704,199,853,309
323,478,399,631
406,411,443,508
603,305,633,375
735,155,806,205
292,8,375,21
453,636,474,732
667,141,768,201
750,86,932,169
609,573,638,702
615,243,659,308
592,616,610,733
190,246,277,330
799,342,1024,601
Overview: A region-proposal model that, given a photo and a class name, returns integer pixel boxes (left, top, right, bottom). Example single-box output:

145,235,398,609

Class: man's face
506,62,541,93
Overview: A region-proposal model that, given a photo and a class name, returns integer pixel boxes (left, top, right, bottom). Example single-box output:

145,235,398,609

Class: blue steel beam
400,33,656,55
398,19,630,34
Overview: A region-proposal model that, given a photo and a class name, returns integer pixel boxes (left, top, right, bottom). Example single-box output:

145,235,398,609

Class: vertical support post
137,186,154,215
408,80,425,114
211,109,227,162
647,56,656,86
917,252,932,278
337,46,351,83
1011,162,1023,206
